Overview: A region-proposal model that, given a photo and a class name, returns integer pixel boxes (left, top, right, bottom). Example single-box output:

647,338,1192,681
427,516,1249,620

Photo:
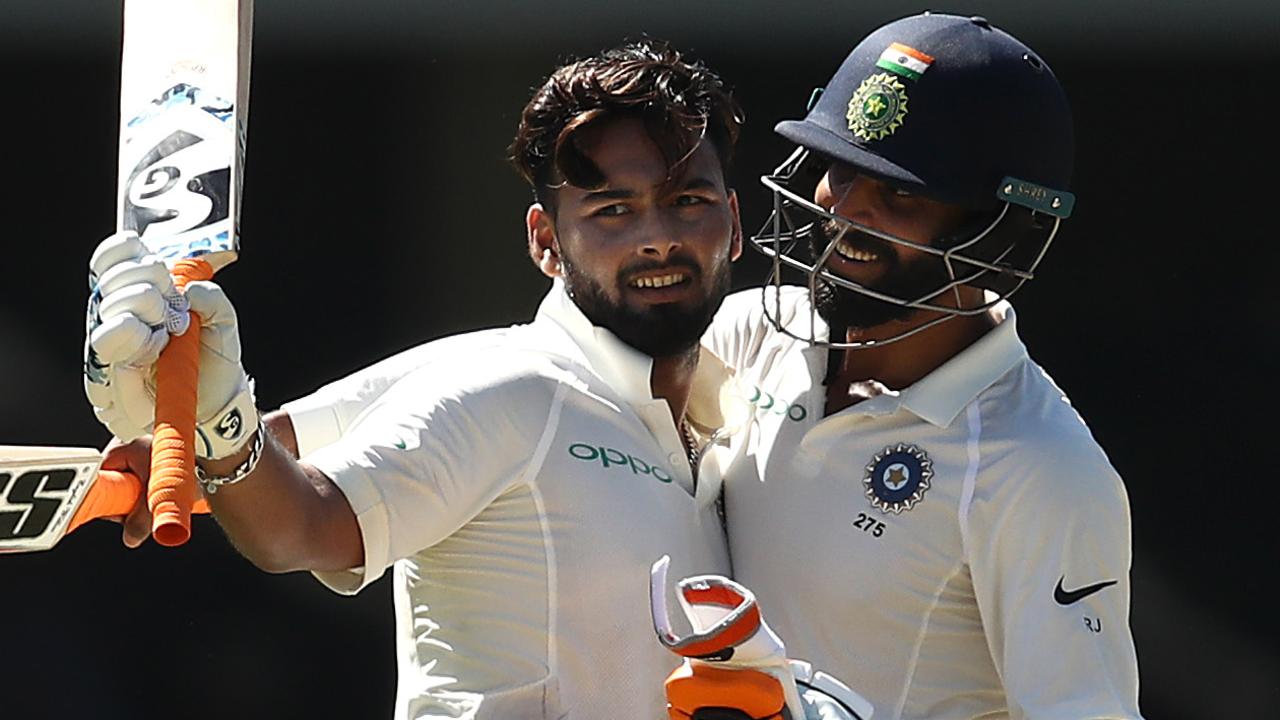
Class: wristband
196,416,265,494
195,379,259,460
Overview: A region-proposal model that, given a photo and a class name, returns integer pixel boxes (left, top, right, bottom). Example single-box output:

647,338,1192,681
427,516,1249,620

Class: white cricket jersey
281,280,736,719
706,287,1142,720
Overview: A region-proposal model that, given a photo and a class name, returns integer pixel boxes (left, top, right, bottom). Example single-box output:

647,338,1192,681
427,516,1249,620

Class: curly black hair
508,39,744,212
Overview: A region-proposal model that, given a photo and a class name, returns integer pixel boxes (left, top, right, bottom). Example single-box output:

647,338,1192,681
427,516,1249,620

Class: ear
526,203,562,278
728,189,744,262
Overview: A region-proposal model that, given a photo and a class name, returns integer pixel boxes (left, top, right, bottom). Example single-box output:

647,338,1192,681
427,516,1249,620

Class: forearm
264,408,300,459
199,410,361,574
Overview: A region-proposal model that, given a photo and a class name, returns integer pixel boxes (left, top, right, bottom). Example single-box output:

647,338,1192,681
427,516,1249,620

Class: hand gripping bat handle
66,469,211,537
148,258,214,547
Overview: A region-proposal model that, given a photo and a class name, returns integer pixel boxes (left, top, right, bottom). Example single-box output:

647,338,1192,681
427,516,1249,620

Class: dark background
2,1,1277,717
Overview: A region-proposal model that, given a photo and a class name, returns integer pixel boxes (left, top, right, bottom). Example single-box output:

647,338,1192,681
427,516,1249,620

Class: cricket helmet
751,12,1076,347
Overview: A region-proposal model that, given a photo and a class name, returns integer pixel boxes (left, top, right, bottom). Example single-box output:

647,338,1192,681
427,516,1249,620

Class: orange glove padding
650,556,804,720
665,662,788,720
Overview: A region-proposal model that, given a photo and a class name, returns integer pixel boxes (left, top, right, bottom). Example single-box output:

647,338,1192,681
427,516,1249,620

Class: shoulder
706,286,814,369
283,326,531,453
337,326,577,439
713,285,813,332
300,325,518,398
391,342,565,408
973,359,1128,513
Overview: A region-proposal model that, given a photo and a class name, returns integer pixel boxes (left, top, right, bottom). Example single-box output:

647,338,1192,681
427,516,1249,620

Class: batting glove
650,556,874,720
84,231,258,460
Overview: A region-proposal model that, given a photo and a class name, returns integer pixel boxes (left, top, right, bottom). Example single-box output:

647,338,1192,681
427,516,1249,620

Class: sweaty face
809,163,971,331
553,118,741,357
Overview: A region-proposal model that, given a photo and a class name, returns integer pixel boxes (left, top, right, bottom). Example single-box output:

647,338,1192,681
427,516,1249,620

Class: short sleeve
303,359,560,594
965,428,1143,719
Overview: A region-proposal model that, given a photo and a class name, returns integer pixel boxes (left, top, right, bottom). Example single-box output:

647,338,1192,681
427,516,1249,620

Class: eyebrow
680,177,720,192
582,188,635,202
581,176,720,203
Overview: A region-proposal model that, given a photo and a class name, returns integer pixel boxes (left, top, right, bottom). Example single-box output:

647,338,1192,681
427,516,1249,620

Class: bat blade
118,0,252,270
0,446,211,554
0,447,105,553
116,0,253,546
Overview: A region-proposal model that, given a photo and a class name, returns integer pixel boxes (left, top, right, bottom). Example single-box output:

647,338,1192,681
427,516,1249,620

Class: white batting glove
651,556,874,720
84,231,258,459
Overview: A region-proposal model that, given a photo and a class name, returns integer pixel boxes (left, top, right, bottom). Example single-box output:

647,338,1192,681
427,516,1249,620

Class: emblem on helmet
863,442,932,513
846,73,909,142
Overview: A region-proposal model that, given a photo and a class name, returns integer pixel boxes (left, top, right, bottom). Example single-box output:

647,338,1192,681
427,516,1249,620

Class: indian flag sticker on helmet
875,42,934,81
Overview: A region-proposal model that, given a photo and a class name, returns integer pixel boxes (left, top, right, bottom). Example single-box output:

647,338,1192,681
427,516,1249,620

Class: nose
641,239,682,260
637,215,682,261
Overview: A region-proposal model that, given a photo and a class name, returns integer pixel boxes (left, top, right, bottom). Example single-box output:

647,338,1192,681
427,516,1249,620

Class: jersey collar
535,278,656,408
534,279,746,433
899,301,1027,428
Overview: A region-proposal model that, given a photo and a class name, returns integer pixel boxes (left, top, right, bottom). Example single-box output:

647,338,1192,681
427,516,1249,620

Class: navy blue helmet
751,13,1076,347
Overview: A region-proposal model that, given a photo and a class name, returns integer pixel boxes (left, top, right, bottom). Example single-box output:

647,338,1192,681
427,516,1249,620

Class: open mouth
814,220,890,268
833,237,880,263
628,272,689,289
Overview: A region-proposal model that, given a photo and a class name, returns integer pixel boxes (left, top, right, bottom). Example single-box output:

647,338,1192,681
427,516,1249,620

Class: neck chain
679,416,701,478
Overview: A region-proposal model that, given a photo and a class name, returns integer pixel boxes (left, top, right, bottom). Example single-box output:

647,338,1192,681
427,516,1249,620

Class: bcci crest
863,442,932,514
846,73,910,141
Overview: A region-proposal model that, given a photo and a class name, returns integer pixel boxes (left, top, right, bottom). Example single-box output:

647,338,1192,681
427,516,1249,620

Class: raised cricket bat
0,447,210,554
117,0,252,546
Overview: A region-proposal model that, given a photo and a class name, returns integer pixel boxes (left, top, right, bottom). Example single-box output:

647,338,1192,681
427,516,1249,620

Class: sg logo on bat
0,464,95,550
121,82,239,262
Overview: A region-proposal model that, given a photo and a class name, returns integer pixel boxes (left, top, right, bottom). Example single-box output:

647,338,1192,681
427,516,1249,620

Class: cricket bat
0,447,210,554
117,0,252,546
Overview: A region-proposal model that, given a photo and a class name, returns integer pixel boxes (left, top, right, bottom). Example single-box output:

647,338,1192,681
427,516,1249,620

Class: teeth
834,239,878,262
631,273,687,288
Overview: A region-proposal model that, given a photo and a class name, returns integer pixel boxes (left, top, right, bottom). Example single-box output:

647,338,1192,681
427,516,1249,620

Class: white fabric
281,279,737,720
706,286,1142,720
84,232,256,458
793,660,876,720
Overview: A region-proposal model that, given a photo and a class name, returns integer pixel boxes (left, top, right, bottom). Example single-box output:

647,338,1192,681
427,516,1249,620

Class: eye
880,185,918,206
675,194,709,207
592,203,630,217
826,163,858,188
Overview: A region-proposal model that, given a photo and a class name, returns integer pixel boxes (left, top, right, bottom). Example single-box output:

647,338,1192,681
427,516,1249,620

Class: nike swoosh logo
1054,576,1118,605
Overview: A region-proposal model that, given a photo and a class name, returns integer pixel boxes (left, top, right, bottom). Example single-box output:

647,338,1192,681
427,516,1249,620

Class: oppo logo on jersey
743,384,807,422
567,443,673,483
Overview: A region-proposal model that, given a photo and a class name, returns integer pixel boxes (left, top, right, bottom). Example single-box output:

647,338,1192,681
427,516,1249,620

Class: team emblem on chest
863,442,933,514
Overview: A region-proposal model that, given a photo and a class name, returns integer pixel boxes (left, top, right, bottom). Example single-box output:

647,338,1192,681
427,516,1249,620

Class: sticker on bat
0,465,95,550
120,83,239,261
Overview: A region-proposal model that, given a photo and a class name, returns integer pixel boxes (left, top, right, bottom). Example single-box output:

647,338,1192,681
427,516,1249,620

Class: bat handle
67,470,142,535
148,258,215,547
65,470,211,537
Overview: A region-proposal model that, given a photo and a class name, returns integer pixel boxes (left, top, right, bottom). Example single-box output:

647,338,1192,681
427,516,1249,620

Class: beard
809,219,955,332
559,251,732,358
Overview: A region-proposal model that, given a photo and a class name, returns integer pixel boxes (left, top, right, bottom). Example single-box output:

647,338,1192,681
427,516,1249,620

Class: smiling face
809,161,973,330
527,116,742,357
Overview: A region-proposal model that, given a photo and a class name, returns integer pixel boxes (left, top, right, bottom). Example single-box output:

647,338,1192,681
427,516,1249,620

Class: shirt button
667,452,683,465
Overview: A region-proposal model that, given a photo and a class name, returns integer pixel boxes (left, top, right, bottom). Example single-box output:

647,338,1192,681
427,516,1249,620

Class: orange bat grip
148,258,215,547
66,470,211,537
